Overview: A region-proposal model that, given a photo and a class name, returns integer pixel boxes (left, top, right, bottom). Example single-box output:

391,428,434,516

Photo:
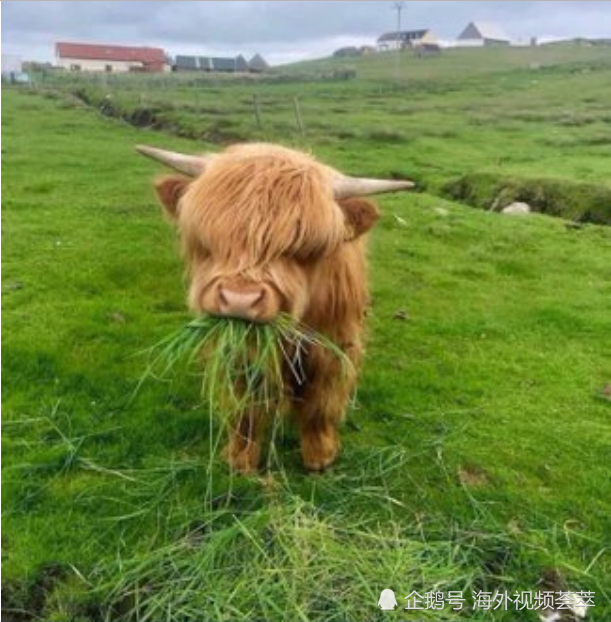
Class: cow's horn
333,176,414,199
136,145,209,177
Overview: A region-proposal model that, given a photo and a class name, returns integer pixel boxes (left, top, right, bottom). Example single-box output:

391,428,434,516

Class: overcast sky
2,1,611,65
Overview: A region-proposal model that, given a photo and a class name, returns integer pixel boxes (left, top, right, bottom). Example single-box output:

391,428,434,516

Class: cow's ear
338,198,380,240
154,175,191,219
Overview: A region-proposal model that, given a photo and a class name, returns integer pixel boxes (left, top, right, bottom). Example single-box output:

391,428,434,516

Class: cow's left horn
333,176,415,199
136,145,210,177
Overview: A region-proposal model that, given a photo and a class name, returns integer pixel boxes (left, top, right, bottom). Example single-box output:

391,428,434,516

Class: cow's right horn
136,145,210,177
333,176,415,199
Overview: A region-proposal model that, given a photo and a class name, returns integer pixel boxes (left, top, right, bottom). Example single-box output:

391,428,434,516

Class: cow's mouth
210,311,272,324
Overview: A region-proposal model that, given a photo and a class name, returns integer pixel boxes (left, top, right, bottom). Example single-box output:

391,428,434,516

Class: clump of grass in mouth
140,314,351,417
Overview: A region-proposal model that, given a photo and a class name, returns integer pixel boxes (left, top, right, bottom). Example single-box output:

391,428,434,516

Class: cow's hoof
301,431,339,472
225,441,260,475
303,455,337,472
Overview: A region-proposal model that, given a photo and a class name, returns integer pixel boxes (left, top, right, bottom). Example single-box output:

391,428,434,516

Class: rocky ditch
444,172,611,225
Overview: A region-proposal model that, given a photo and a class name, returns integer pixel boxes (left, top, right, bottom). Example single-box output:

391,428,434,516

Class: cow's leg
298,412,341,472
225,407,267,474
293,345,360,471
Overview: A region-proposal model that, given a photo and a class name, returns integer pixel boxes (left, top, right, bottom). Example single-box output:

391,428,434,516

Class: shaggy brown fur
153,143,379,473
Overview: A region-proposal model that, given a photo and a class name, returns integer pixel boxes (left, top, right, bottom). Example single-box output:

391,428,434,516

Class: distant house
248,54,269,73
456,22,511,47
174,54,251,73
377,29,438,51
55,42,170,72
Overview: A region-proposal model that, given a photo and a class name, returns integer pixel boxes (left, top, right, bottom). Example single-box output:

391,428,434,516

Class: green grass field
2,45,611,621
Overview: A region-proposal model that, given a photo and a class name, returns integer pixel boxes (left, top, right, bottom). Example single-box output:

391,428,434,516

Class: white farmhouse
55,42,170,73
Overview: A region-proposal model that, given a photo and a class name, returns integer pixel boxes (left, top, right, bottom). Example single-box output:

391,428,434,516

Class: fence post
293,96,305,138
252,94,262,130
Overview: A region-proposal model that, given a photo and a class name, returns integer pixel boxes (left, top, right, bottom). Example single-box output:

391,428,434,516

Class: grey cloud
2,1,610,64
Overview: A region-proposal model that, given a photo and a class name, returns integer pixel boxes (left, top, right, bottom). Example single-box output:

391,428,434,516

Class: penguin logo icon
378,588,398,610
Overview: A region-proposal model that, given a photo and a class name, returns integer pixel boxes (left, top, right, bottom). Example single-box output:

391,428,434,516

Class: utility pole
392,1,406,83
393,1,405,50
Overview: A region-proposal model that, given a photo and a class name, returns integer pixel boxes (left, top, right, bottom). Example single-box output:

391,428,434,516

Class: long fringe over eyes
179,146,347,269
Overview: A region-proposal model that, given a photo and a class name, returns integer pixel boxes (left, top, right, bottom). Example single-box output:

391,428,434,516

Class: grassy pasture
2,45,611,621
35,44,611,223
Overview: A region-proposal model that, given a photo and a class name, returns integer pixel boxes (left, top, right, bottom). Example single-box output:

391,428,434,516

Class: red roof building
55,42,169,73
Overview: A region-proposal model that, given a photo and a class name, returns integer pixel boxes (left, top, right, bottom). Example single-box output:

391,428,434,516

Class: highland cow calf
138,143,412,473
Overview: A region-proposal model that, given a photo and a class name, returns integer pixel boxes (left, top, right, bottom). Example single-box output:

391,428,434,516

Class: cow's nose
218,286,265,320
